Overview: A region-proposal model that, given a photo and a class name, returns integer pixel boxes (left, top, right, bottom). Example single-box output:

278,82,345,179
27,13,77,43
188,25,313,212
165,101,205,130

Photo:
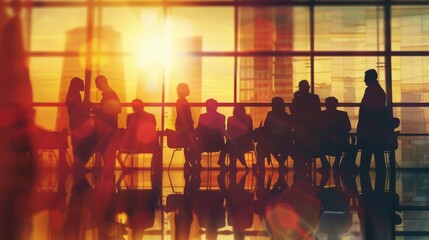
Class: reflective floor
2,154,429,240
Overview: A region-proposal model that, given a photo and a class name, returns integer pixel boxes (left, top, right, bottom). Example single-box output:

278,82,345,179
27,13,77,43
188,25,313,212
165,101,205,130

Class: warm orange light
78,38,109,69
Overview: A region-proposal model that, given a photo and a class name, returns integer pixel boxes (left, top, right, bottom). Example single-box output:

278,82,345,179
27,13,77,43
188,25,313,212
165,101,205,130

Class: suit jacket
197,111,226,152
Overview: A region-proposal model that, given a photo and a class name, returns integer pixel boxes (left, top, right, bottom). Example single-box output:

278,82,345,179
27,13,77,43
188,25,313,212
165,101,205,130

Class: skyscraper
56,26,127,131
239,7,294,124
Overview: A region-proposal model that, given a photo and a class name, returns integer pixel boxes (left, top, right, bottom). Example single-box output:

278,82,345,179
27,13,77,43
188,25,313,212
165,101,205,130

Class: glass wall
7,0,427,168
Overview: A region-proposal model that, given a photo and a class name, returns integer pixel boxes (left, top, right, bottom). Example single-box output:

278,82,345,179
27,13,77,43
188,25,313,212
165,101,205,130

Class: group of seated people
121,81,398,174
121,97,351,173
183,95,352,173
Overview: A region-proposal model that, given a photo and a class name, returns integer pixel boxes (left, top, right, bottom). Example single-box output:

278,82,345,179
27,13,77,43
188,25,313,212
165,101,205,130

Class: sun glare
136,15,175,71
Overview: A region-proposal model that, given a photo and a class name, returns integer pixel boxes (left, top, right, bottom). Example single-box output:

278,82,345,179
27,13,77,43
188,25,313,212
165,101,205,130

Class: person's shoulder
311,93,320,100
176,97,188,104
217,111,226,119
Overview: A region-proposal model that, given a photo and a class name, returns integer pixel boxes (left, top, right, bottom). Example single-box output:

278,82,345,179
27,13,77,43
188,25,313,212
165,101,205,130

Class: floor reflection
16,165,429,239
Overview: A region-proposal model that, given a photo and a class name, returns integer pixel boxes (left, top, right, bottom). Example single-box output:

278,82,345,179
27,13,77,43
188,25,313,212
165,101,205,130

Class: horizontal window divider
29,51,429,57
9,0,429,9
13,1,429,8
392,103,429,107
395,231,429,237
32,102,429,107
7,1,393,8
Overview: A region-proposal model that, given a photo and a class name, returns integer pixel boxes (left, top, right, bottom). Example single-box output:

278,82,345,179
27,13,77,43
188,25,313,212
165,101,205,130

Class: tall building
56,26,127,131
239,8,294,124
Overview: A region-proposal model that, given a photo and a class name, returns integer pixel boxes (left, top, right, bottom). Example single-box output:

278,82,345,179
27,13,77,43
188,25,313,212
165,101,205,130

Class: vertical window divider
84,0,94,101
384,0,396,198
310,0,315,94
234,0,238,105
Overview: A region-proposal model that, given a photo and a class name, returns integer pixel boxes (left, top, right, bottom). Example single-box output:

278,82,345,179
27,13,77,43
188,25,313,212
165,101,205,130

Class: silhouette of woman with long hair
66,77,93,171
175,83,199,169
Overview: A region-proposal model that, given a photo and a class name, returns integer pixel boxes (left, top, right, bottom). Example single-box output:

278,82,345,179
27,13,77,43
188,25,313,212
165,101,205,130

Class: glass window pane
31,8,87,51
31,56,85,131
392,6,429,51
34,107,59,130
398,135,429,168
392,57,429,103
239,57,310,104
394,106,428,134
168,7,234,51
315,6,384,51
167,57,234,104
239,7,310,51
314,57,385,103
98,7,163,54
91,55,163,104
30,56,86,103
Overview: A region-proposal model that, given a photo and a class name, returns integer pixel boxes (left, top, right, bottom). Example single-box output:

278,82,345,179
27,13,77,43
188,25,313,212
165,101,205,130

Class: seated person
196,99,226,167
121,99,160,167
255,97,294,172
290,80,322,172
319,96,351,169
218,104,253,170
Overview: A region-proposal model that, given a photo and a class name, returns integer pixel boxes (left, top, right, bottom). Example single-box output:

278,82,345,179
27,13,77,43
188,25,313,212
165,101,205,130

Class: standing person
290,80,322,172
92,75,121,174
357,69,387,173
175,83,198,170
66,77,93,171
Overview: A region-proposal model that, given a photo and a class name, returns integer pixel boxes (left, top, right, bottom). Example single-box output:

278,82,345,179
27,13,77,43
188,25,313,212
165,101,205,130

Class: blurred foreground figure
0,1,36,239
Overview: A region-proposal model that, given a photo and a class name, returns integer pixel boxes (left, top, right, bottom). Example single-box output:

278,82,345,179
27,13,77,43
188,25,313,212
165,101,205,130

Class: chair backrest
120,126,159,153
197,126,224,152
165,129,183,149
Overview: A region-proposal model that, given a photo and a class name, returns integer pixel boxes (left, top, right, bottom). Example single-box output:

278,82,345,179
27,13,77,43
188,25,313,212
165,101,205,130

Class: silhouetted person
165,170,200,240
320,96,352,169
63,171,93,240
194,174,226,240
317,187,352,240
175,83,199,170
256,97,294,172
66,77,94,171
219,171,253,240
357,69,386,173
358,170,400,240
218,104,253,171
121,99,160,170
92,75,121,175
116,171,161,240
196,98,226,169
95,174,125,239
291,80,322,172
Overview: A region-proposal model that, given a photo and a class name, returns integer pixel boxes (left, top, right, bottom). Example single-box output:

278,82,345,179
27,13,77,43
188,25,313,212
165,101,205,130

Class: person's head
233,104,246,118
364,69,378,86
177,83,190,98
325,96,338,111
95,75,108,91
205,98,218,113
68,77,84,93
298,80,310,93
131,99,144,112
271,97,285,113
